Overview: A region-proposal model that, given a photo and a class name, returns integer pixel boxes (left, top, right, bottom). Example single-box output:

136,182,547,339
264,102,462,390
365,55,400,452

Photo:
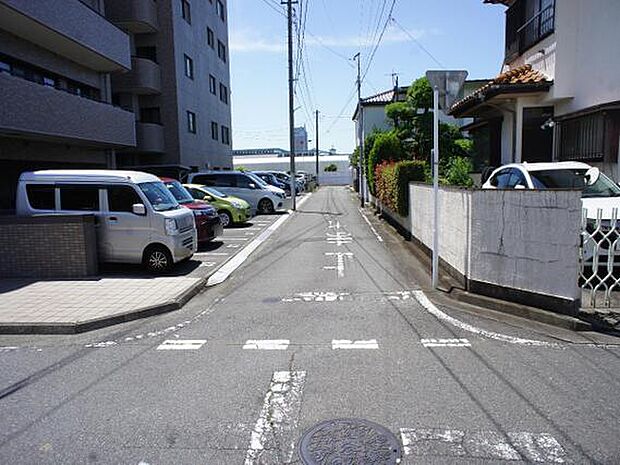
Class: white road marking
208,213,291,286
400,428,566,462
156,339,206,350
244,232,256,236
200,261,217,267
421,338,471,348
243,339,290,350
282,292,351,302
222,237,249,241
0,346,19,352
358,207,384,242
194,252,230,256
326,231,353,246
85,341,117,348
411,290,559,347
332,339,379,350
323,252,354,278
245,371,306,464
226,244,241,249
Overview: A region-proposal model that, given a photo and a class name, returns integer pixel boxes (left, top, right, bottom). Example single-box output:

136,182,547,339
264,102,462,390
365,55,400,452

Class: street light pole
315,109,320,187
432,86,440,289
285,0,297,210
354,52,364,208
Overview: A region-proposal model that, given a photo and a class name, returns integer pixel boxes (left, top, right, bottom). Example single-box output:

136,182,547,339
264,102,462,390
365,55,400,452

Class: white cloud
230,27,426,53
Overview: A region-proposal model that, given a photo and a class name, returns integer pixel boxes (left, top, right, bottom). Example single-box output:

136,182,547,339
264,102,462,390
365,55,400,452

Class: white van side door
100,185,151,263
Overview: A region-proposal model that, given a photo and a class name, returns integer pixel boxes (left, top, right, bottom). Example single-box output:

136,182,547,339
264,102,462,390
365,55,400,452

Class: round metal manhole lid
298,418,402,465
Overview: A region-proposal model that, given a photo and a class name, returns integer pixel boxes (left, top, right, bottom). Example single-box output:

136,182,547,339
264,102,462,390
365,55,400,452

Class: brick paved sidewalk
0,277,203,334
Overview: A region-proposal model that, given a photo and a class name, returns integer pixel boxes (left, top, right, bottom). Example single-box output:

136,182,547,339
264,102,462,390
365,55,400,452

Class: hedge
375,160,427,217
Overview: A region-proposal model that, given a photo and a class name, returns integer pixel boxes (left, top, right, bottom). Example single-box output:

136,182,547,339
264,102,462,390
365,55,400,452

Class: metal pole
286,0,296,210
354,52,364,208
432,87,440,289
315,109,319,186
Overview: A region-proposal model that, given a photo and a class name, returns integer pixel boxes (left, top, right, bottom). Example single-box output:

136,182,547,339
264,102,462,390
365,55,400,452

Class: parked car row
15,168,299,273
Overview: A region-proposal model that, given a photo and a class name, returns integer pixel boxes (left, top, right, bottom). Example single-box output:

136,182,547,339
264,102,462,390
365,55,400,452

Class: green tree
367,131,405,194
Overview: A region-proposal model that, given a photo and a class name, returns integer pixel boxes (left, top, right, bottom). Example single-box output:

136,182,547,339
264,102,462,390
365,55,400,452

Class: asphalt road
1,186,620,464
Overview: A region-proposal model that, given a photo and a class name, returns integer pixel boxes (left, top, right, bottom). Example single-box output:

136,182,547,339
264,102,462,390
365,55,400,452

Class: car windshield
138,182,180,211
164,180,194,204
205,187,227,198
529,169,620,198
247,172,269,187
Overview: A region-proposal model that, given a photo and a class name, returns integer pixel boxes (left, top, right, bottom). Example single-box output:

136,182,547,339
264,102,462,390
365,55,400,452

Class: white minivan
187,171,289,215
16,170,197,272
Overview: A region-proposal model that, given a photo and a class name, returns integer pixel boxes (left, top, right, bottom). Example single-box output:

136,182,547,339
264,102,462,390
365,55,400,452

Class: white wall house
451,0,620,178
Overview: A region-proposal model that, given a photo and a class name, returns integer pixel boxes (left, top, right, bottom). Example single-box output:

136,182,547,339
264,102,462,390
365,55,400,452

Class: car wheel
258,198,275,214
219,210,233,227
143,245,172,273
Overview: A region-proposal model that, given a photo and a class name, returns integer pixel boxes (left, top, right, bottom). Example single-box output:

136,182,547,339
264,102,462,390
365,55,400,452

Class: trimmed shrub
324,163,337,172
376,160,427,217
444,156,474,187
367,131,405,195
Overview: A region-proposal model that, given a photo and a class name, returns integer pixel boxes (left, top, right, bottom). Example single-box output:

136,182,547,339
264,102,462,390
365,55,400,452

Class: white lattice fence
580,208,620,307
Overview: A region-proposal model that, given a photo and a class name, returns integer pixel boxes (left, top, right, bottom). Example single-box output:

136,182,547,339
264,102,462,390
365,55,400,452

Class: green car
184,184,252,227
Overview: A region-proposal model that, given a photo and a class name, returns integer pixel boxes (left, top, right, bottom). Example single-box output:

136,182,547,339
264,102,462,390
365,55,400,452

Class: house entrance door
522,106,554,162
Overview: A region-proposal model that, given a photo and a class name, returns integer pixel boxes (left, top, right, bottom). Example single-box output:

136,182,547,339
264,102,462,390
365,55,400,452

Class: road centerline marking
243,340,290,350
156,340,206,351
332,339,379,350
421,338,471,348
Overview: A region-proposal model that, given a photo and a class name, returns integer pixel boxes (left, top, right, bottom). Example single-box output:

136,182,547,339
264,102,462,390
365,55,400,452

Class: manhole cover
298,418,401,464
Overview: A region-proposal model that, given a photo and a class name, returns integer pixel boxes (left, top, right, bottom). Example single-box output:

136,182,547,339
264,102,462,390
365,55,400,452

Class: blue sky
228,0,506,153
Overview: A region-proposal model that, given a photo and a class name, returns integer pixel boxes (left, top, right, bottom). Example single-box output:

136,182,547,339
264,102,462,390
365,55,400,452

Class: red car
161,178,223,243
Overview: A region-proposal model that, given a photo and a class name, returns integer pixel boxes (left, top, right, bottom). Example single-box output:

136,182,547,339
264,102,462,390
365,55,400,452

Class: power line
391,17,445,69
361,0,398,83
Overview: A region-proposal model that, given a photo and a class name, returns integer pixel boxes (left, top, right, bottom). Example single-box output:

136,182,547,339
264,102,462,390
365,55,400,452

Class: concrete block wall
409,183,583,313
469,190,582,311
0,215,98,278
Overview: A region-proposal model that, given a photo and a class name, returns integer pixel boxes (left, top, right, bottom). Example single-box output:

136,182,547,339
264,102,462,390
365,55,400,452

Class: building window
140,107,161,124
556,113,605,162
221,126,230,145
187,111,197,133
209,74,217,94
505,0,555,60
216,0,225,22
181,0,191,24
211,121,219,140
219,83,228,104
136,46,158,63
217,40,227,63
184,54,194,79
207,27,215,49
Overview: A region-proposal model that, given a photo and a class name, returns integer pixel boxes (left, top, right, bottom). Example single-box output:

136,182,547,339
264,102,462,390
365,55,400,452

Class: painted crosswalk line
421,338,472,348
245,371,306,464
156,340,206,350
400,428,566,463
242,340,290,350
332,339,379,350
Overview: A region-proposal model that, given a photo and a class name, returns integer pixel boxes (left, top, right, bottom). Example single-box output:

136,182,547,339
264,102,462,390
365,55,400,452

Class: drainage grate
298,418,401,464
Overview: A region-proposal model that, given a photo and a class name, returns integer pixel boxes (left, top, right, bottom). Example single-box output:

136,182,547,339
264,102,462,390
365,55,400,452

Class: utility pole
284,0,297,210
354,52,364,208
315,109,319,186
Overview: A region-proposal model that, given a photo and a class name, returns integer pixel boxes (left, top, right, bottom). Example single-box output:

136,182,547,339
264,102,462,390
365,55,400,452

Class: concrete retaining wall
409,183,582,313
0,215,98,278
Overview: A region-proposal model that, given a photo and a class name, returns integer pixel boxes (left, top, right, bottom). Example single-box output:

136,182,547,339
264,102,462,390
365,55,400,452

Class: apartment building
450,0,620,178
0,0,135,209
107,0,233,171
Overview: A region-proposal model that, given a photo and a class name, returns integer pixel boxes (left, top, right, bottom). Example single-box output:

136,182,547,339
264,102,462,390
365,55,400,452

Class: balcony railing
505,1,555,61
